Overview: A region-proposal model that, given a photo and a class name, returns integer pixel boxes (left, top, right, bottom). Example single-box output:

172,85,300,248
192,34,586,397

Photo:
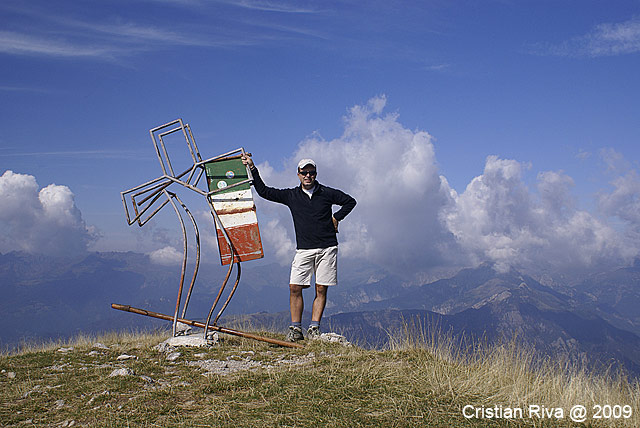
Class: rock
55,399,65,408
155,334,213,353
319,332,351,346
109,368,135,377
92,342,110,350
88,351,101,356
166,352,181,362
7,371,16,379
116,354,138,361
187,358,261,376
175,322,192,336
57,347,74,353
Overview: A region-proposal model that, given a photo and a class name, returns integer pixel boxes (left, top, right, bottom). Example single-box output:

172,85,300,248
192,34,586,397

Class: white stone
109,368,135,377
155,335,213,353
319,332,351,346
92,342,110,350
116,354,138,361
166,352,181,362
187,358,261,376
175,322,192,335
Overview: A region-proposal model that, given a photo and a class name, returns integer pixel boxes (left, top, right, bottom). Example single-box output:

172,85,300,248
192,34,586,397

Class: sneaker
286,326,304,342
307,325,321,340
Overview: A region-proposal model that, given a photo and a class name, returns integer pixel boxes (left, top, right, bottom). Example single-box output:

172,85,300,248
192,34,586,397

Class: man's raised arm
242,153,288,204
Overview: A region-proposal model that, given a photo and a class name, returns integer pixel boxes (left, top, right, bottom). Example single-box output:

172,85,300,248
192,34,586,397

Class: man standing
241,154,356,342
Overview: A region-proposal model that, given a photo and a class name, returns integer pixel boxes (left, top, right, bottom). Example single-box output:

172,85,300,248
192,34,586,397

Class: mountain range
1,251,639,376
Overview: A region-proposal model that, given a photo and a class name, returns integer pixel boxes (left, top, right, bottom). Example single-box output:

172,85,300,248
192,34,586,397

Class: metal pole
166,191,188,337
203,255,236,336
214,262,241,326
111,303,303,349
203,196,237,338
173,193,200,319
186,124,203,162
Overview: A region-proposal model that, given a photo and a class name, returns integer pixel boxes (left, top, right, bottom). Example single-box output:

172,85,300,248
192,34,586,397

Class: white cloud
0,2,316,61
0,170,96,255
260,219,296,264
215,0,318,13
537,170,575,217
600,147,632,173
149,245,184,265
585,17,640,56
531,16,640,57
0,30,115,58
597,150,640,241
254,95,463,276
444,156,636,272
244,98,640,277
599,170,640,226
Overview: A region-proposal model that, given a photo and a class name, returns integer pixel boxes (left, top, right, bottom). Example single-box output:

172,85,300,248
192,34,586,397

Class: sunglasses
298,170,317,176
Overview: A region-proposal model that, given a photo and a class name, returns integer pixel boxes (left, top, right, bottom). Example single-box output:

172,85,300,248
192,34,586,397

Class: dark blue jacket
251,167,356,250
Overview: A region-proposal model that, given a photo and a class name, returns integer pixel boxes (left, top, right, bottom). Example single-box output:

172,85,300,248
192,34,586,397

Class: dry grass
2,328,170,357
387,319,640,427
1,324,638,427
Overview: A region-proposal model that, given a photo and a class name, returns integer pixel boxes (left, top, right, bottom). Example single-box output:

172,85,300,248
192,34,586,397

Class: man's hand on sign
241,153,254,169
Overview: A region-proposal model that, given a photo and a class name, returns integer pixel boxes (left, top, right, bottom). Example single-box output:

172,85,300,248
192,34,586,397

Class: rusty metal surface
215,206,257,216
117,119,266,343
167,191,188,337
215,224,264,264
205,156,264,265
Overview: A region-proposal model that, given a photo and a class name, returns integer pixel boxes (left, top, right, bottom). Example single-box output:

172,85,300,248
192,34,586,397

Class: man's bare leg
311,284,328,323
289,284,304,323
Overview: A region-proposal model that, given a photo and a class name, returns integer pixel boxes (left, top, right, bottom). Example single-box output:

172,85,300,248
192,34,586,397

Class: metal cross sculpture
111,119,301,348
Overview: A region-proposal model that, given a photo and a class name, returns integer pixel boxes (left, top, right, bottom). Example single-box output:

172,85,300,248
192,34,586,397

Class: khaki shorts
290,246,338,287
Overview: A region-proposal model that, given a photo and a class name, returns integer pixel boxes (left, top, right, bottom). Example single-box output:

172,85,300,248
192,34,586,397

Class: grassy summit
1,326,638,427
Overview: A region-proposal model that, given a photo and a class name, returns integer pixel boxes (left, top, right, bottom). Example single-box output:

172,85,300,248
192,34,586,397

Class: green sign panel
205,157,251,195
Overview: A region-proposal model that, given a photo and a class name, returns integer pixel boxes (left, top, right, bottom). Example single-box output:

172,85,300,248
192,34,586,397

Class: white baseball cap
297,158,316,170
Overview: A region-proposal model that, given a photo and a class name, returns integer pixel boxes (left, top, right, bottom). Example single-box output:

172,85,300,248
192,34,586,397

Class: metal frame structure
113,119,301,349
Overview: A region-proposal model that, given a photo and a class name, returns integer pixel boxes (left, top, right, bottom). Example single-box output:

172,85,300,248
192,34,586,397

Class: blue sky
2,0,640,276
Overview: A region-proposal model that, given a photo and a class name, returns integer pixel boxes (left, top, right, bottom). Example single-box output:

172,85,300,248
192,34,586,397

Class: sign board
205,156,264,265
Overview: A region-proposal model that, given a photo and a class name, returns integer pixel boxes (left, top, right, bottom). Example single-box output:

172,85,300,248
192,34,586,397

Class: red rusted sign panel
205,156,264,265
